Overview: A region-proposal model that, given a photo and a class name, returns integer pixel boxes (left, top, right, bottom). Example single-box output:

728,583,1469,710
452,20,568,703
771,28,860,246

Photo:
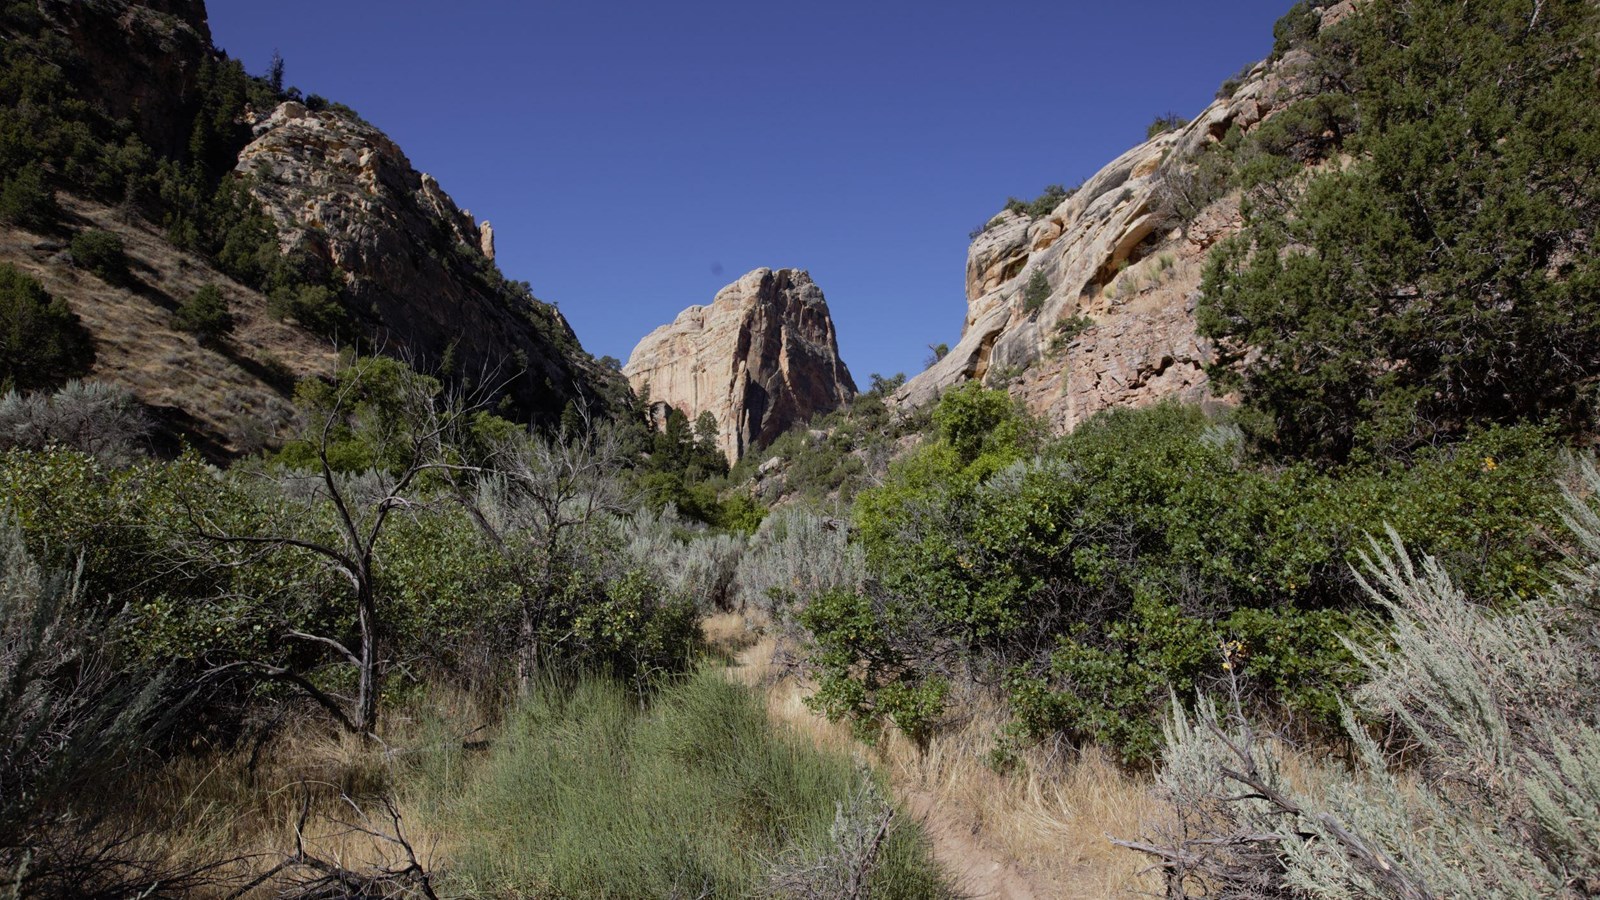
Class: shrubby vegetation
1127,462,1600,898
0,264,95,391
1197,0,1600,462
804,389,1562,761
1145,113,1187,140
418,671,949,898
173,283,234,342
69,229,129,283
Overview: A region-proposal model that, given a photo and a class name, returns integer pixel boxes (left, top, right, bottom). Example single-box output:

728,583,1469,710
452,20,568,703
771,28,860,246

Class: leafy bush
1049,313,1094,351
1271,0,1322,59
1130,459,1600,897
1004,183,1074,219
0,163,56,228
820,401,1561,762
69,229,129,282
174,283,235,342
1021,268,1050,314
1199,0,1600,462
1214,62,1255,100
268,283,348,338
563,569,699,690
0,263,95,391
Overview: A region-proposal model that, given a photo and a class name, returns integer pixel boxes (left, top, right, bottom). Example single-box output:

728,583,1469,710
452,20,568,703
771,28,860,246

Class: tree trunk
355,566,379,733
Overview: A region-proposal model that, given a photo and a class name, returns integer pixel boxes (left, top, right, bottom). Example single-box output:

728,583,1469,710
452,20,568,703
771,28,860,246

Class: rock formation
625,268,857,462
237,102,624,422
894,2,1351,432
479,220,495,260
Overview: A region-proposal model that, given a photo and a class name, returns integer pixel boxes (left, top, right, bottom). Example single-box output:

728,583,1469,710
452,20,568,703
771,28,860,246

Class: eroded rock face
625,268,857,462
236,102,623,421
41,0,213,158
894,9,1342,430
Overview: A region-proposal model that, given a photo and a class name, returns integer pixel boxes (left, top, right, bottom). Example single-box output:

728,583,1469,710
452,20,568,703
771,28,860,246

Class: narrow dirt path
715,625,1053,900
897,786,1044,900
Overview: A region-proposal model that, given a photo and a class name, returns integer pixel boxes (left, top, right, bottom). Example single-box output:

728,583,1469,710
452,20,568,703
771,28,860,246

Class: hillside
0,0,627,454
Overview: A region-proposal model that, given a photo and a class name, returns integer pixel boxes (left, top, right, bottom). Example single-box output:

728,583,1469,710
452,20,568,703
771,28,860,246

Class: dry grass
734,631,1164,899
130,689,492,897
0,194,337,456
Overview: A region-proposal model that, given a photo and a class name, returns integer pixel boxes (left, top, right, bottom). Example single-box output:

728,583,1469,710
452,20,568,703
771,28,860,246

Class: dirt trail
718,628,1054,900
898,786,1045,900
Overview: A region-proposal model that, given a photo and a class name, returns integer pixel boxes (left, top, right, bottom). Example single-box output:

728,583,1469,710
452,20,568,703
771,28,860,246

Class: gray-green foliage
734,508,864,616
0,381,150,464
1133,460,1600,898
763,776,900,898
0,515,170,895
619,505,745,612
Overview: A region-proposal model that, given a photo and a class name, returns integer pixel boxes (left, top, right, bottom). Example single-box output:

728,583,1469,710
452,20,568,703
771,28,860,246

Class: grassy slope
1,195,336,458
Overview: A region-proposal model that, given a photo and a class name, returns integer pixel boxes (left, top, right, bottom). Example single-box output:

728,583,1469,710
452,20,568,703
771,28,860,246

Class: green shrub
1021,268,1049,314
1133,459,1600,896
821,402,1561,761
0,263,94,390
0,163,56,228
1050,313,1094,351
268,283,348,337
1146,113,1187,140
1271,0,1321,59
1214,62,1255,100
1004,183,1075,219
173,283,234,342
69,229,129,282
1199,0,1600,461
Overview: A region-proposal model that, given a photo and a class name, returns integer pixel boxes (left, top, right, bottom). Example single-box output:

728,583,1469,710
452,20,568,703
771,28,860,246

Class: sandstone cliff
894,2,1351,431
625,268,857,462
237,101,625,423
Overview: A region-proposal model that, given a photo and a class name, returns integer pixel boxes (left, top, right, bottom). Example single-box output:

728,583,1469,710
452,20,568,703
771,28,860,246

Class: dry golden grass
0,194,337,456
132,688,493,897
733,631,1164,899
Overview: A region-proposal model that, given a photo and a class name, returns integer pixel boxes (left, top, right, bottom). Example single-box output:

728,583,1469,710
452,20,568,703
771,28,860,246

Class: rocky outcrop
625,268,857,462
479,220,495,260
236,101,624,422
894,4,1350,431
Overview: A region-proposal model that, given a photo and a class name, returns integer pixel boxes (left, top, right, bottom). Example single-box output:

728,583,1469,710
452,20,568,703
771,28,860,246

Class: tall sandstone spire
624,268,856,462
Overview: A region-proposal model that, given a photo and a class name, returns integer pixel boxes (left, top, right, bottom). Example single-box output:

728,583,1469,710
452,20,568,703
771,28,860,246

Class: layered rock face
237,102,624,421
894,3,1349,431
625,268,857,462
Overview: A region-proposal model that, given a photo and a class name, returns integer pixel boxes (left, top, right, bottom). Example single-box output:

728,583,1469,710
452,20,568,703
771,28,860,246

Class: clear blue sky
208,1,1290,382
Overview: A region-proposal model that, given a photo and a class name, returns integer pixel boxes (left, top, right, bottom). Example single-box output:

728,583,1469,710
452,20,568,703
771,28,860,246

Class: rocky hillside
894,1,1354,431
0,0,625,454
625,268,856,462
235,100,618,422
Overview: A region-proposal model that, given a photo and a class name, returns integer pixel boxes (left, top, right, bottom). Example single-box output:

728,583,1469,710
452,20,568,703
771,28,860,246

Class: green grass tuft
413,670,951,898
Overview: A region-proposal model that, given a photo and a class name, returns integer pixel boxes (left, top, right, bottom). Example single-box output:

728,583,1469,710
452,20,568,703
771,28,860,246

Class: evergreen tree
1198,0,1600,461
